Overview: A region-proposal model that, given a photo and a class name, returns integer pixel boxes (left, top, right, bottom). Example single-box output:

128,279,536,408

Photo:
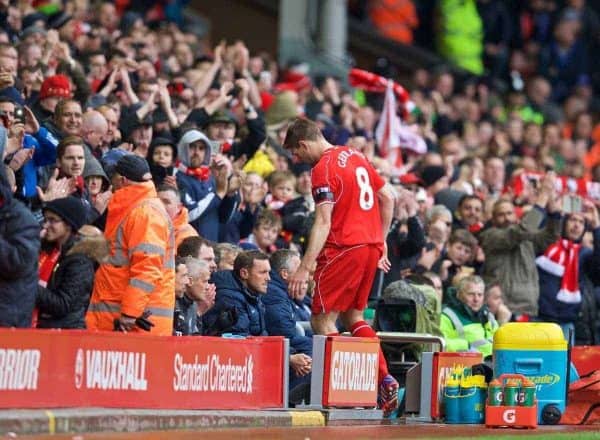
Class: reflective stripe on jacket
86,181,175,335
440,305,497,358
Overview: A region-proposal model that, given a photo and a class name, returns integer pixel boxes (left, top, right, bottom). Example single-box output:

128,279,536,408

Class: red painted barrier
0,329,285,410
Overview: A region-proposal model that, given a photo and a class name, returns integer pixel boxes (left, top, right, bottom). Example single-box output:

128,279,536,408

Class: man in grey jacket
480,173,561,319
173,257,215,335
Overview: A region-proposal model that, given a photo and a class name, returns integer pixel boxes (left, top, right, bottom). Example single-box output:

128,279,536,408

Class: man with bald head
82,110,108,158
97,105,120,149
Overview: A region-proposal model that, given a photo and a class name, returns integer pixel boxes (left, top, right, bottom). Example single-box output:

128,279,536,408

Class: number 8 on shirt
310,147,385,314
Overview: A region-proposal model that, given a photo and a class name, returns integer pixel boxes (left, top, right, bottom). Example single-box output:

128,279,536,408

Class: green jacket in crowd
436,0,483,74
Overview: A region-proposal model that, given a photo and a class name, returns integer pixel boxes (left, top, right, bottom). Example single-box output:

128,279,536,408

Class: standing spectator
220,171,265,244
480,173,561,320
384,187,426,286
157,184,199,248
536,202,600,342
368,0,419,45
186,78,266,162
477,0,512,79
37,197,103,329
436,0,484,75
239,209,282,254
37,135,98,224
482,156,506,199
176,128,230,241
0,156,39,327
432,228,479,296
453,194,485,233
86,155,175,335
148,136,178,188
81,110,108,159
30,74,71,122
539,17,589,103
283,118,398,416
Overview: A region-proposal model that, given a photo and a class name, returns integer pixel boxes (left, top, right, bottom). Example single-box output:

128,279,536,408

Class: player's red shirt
311,146,385,247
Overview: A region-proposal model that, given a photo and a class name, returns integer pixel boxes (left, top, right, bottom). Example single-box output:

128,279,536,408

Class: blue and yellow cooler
493,323,567,424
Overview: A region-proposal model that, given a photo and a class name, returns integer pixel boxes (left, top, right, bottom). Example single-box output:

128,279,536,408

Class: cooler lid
493,322,567,350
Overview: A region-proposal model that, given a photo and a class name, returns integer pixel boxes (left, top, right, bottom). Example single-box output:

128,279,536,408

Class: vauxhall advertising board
0,329,285,409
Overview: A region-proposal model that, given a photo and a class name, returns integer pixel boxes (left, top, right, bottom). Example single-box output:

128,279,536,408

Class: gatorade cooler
493,323,567,425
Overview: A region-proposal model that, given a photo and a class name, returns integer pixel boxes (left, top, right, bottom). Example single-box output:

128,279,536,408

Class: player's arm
288,202,333,298
301,202,333,271
377,183,395,238
377,183,395,272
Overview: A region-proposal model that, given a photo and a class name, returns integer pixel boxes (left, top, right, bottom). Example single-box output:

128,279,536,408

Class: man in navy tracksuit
264,249,312,403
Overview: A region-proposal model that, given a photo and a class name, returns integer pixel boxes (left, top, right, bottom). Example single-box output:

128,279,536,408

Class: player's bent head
283,117,324,151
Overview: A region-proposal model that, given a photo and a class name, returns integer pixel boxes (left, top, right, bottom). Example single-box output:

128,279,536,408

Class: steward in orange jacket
86,156,175,335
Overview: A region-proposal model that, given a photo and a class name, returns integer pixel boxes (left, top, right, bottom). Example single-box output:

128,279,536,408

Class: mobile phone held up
562,195,582,214
14,107,25,125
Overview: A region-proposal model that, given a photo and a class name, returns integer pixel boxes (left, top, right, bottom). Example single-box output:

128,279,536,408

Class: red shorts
312,244,381,314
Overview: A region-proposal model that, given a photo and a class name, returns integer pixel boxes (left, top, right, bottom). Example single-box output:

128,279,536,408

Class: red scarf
176,161,210,181
536,239,582,304
35,247,61,327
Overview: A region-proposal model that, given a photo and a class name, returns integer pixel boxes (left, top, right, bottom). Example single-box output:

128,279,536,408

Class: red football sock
350,320,389,382
326,332,340,337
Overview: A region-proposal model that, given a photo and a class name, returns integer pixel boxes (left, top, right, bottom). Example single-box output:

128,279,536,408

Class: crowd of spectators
1,0,600,406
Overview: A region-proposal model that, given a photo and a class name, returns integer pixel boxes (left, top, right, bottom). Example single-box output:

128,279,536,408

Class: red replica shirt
311,146,385,247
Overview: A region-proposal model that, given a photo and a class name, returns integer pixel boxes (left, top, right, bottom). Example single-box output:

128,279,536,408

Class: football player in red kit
284,118,398,416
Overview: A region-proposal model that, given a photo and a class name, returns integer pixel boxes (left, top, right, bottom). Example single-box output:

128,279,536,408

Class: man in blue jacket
202,250,269,336
0,137,40,327
265,249,312,402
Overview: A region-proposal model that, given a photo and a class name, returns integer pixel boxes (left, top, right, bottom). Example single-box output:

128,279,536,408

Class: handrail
376,331,445,352
342,331,445,352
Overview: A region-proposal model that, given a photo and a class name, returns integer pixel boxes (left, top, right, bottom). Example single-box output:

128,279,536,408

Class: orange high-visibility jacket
86,181,176,335
173,206,198,249
369,0,419,45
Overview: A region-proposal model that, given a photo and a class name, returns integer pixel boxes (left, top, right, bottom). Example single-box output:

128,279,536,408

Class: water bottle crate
485,404,538,429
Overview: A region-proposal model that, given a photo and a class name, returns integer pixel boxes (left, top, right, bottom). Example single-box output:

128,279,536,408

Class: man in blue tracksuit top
264,249,312,400
202,250,269,336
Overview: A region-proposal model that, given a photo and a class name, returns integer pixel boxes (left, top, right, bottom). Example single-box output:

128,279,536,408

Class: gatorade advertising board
321,336,379,407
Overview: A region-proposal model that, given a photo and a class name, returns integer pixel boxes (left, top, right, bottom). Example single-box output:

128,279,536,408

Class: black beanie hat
115,155,151,182
420,165,447,188
43,196,87,231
